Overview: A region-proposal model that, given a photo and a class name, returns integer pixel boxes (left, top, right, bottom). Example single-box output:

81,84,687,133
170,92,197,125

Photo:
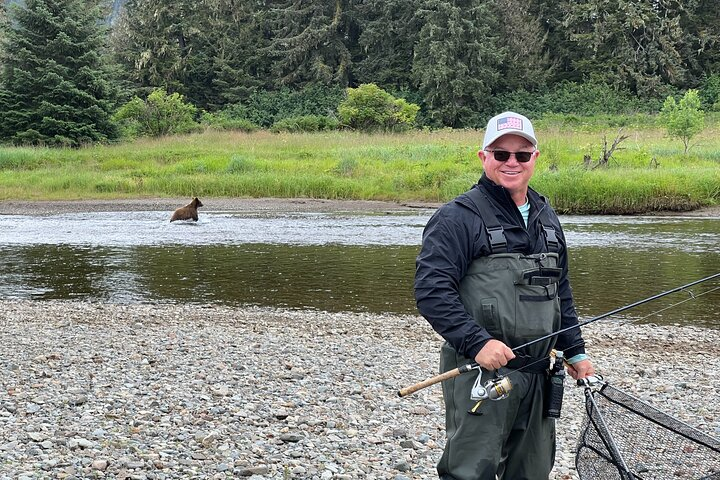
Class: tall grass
0,126,717,213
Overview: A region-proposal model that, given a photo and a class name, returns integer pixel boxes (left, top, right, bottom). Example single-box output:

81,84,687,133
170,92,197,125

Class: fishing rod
398,272,720,397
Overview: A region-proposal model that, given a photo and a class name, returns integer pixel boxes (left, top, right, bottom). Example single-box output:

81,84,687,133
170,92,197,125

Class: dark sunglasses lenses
492,150,532,162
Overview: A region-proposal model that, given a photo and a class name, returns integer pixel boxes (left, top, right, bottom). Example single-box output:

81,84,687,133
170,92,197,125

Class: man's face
478,134,539,202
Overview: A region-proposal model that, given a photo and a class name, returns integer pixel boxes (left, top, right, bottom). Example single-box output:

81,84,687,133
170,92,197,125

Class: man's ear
477,150,485,161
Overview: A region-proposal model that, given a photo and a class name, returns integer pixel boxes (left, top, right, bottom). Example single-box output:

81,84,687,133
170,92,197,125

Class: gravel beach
1,198,718,479
1,301,718,480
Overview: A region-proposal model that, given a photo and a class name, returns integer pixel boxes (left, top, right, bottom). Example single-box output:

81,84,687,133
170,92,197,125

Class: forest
1,0,720,146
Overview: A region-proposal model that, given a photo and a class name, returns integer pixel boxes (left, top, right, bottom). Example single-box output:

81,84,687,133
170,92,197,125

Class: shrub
494,80,663,117
337,83,420,132
219,86,345,128
270,115,339,133
659,90,705,154
201,112,258,132
113,88,200,137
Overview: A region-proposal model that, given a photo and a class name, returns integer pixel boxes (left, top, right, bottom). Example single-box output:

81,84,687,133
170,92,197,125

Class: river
0,209,717,328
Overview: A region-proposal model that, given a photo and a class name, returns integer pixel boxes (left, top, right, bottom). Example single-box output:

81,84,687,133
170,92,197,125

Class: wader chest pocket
518,282,558,302
518,267,562,286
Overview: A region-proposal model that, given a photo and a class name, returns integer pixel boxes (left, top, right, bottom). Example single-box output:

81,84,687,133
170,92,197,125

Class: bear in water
170,197,203,222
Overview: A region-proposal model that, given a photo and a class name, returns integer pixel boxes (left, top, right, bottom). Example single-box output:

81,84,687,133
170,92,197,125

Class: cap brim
483,131,538,150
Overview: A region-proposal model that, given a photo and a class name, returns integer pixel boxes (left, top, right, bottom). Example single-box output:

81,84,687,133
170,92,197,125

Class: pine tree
0,0,118,146
111,0,266,110
354,0,420,90
265,0,358,88
492,0,555,93
559,0,688,96
411,0,503,128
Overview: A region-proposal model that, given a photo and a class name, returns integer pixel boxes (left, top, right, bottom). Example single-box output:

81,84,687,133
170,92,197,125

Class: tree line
1,0,720,146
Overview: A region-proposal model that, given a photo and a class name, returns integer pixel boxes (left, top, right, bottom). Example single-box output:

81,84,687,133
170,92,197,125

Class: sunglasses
485,149,534,163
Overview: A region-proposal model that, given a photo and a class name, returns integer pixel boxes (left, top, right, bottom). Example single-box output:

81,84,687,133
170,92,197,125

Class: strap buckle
486,226,507,253
541,225,559,251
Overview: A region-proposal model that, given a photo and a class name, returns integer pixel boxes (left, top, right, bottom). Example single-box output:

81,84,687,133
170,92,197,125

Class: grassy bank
0,126,718,214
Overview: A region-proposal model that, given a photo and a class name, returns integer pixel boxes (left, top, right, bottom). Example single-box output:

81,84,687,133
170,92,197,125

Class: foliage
558,0,688,97
0,0,118,147
496,81,663,118
411,0,502,128
264,0,357,89
270,116,339,133
699,74,720,111
110,0,265,110
354,0,419,91
488,0,554,92
218,86,345,128
4,0,720,137
337,84,419,132
112,88,200,137
659,90,705,153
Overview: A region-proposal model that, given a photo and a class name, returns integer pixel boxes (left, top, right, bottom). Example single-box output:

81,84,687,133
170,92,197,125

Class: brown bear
170,197,203,222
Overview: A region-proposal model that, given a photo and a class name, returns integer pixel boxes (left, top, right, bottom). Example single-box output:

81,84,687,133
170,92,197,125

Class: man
415,111,594,480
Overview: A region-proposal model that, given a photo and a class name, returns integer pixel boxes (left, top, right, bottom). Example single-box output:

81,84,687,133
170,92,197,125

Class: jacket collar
478,173,547,209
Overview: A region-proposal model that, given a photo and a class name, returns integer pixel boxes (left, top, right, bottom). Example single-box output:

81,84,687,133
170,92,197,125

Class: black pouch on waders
544,351,565,418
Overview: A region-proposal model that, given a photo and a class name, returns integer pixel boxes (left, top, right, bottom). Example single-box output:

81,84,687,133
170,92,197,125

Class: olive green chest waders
438,192,563,480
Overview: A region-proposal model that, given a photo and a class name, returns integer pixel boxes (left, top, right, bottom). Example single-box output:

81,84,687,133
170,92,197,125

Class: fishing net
575,383,720,480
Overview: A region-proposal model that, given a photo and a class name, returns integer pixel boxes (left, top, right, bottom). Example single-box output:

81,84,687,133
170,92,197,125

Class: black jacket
415,174,586,361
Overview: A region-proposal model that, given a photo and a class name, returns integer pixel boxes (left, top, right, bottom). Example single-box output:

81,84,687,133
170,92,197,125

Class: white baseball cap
482,111,537,150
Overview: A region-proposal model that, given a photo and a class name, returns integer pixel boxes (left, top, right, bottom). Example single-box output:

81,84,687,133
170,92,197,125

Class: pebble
0,300,718,479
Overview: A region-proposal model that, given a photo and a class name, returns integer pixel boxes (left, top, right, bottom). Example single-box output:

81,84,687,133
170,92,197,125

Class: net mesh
575,383,720,480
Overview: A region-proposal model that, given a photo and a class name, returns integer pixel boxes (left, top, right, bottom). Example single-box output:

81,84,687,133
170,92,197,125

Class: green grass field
0,123,718,214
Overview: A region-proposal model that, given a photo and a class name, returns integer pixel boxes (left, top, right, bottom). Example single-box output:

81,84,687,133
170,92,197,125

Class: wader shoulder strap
541,224,559,251
464,187,507,254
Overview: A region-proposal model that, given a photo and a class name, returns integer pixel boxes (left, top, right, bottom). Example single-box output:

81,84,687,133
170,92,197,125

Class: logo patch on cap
497,117,522,131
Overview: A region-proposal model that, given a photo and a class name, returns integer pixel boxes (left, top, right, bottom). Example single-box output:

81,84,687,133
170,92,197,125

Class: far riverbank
0,129,718,214
0,197,718,217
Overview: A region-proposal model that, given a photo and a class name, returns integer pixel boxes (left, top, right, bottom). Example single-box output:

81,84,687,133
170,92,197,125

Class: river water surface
0,209,718,328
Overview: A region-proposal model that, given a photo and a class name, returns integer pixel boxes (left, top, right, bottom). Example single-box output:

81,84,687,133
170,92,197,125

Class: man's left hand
566,359,595,380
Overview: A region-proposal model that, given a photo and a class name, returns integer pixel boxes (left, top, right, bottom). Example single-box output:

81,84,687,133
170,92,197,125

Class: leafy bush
337,83,420,132
270,115,339,133
494,81,664,117
659,89,705,154
201,112,258,132
113,88,201,137
218,86,345,128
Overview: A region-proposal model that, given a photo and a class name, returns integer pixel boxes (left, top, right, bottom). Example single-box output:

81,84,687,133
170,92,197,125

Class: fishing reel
470,370,512,401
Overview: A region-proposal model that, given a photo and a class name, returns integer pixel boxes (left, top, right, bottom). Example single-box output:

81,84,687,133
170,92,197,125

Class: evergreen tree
354,0,420,90
680,0,720,83
265,0,358,88
492,0,555,92
110,0,197,96
411,0,503,128
111,0,266,110
0,0,118,146
559,0,688,97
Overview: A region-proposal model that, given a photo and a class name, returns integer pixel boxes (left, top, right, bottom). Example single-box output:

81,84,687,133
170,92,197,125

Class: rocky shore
1,301,718,479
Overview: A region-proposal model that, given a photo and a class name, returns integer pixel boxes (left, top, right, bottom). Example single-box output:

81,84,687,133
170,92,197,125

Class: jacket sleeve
414,205,493,360
553,222,586,359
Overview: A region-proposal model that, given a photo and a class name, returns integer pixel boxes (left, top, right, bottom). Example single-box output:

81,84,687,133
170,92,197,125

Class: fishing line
399,273,720,397
619,285,720,325
501,283,720,379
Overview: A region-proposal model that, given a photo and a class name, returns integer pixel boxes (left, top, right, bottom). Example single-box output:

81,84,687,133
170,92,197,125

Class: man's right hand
474,339,515,370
